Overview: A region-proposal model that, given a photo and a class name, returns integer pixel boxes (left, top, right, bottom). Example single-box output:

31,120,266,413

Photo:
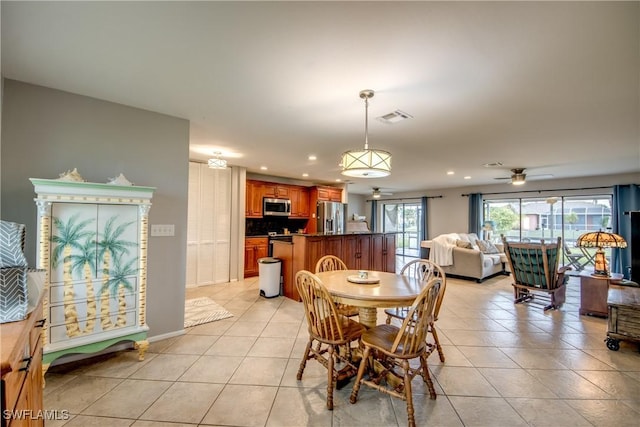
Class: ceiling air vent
377,110,413,124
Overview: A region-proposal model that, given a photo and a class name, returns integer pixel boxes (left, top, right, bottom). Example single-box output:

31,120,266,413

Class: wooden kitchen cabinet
315,186,342,202
1,292,45,427
343,234,372,270
289,186,310,218
244,237,268,277
323,236,344,259
289,233,395,300
262,183,290,199
245,180,264,218
372,233,397,273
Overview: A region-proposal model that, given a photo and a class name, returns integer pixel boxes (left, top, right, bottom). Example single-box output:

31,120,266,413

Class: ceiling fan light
511,174,526,185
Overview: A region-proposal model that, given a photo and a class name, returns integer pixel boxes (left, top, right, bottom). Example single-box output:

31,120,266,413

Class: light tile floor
43,274,640,426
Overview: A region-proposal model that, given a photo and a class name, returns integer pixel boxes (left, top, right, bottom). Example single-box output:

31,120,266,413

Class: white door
186,162,231,286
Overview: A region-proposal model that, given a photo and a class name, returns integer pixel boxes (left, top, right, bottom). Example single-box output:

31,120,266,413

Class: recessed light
447,171,454,175
464,176,471,180
308,155,317,161
335,179,342,182
302,173,309,177
260,166,268,171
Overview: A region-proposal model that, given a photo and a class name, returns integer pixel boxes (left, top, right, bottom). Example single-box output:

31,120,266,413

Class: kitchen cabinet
372,233,397,273
289,186,310,218
343,234,372,270
244,237,268,277
1,291,45,427
289,233,396,300
323,236,344,259
262,183,290,199
315,186,342,202
245,180,264,218
31,178,154,375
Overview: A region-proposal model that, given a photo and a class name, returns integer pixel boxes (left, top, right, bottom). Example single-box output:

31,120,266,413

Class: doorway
382,201,422,259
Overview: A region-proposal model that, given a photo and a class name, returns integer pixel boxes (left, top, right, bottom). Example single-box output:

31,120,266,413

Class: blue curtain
468,193,483,236
370,200,378,232
420,197,429,258
612,184,640,277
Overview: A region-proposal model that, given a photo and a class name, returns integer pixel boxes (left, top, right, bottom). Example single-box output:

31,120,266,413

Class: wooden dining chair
295,270,366,410
384,259,447,362
315,255,359,318
350,277,442,427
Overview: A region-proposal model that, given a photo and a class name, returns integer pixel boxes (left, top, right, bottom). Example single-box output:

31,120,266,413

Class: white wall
1,79,190,338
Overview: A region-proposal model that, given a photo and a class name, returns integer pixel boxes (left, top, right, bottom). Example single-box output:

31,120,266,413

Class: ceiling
2,1,639,195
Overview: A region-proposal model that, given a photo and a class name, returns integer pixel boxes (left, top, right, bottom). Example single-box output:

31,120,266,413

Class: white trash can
258,257,281,298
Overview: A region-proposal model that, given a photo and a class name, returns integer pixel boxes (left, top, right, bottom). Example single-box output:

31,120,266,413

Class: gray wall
1,79,189,337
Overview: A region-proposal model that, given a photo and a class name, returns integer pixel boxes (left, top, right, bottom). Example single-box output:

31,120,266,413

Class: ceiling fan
372,187,393,199
493,168,553,186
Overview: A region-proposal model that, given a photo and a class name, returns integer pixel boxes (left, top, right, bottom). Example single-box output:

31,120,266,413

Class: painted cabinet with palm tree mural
30,178,154,375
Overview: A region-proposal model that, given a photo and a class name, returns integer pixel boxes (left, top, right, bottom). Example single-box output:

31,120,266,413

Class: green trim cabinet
30,178,154,375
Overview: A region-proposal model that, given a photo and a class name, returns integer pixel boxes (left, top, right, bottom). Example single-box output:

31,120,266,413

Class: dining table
314,269,424,328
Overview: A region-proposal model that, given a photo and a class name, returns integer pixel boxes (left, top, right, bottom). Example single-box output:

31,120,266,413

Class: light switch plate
151,224,175,237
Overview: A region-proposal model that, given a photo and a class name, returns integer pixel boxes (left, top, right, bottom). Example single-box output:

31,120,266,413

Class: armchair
502,236,571,311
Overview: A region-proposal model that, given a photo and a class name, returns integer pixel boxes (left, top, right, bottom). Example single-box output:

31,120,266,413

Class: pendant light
341,90,391,178
208,152,227,169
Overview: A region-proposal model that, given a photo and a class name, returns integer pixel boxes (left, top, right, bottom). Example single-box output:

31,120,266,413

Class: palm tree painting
51,213,95,338
69,237,98,335
97,216,137,331
102,254,138,328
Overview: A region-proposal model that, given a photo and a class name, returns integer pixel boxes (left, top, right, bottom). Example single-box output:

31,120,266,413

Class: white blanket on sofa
429,233,459,266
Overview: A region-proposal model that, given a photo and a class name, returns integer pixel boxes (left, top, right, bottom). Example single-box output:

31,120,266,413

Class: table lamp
576,230,627,277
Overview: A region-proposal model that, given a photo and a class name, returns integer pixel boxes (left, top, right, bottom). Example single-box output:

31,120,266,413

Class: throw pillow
455,240,472,249
477,240,500,254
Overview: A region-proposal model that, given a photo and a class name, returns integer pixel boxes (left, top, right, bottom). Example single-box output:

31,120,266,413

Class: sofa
424,232,508,282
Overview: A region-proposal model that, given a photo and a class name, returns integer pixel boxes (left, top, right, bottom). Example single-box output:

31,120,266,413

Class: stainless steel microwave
263,198,291,216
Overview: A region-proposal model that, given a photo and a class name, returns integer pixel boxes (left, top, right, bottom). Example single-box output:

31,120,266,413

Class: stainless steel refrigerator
317,201,345,234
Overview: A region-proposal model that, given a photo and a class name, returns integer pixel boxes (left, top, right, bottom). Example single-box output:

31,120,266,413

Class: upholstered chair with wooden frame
315,255,359,318
349,277,442,427
502,236,571,311
295,270,366,410
384,259,447,362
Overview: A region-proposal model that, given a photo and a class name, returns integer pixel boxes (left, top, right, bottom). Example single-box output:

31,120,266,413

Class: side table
579,271,623,317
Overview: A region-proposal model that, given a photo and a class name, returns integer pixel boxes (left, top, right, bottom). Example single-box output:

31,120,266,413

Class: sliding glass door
382,201,422,257
483,194,613,270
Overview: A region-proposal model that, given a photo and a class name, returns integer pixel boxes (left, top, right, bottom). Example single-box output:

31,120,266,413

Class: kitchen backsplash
246,217,309,236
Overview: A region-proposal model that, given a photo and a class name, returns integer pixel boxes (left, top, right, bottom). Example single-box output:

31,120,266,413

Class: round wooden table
315,269,423,328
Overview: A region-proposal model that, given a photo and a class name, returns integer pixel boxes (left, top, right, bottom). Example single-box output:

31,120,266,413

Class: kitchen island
277,233,396,301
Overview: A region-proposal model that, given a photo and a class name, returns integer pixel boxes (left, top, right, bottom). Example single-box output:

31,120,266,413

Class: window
484,195,613,268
